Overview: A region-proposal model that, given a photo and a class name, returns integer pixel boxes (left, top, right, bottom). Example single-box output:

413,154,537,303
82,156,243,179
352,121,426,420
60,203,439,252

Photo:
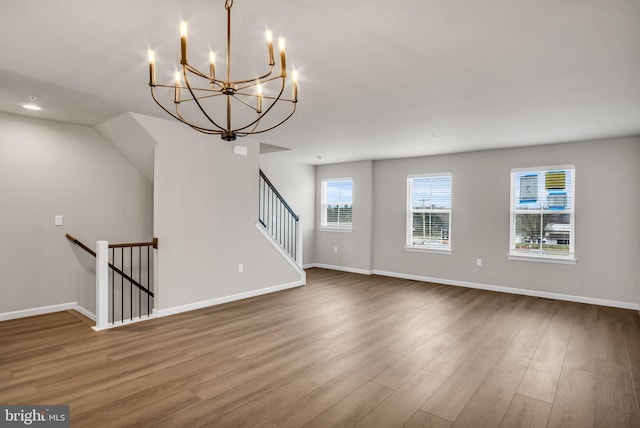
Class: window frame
320,177,353,232
508,165,576,264
405,173,453,254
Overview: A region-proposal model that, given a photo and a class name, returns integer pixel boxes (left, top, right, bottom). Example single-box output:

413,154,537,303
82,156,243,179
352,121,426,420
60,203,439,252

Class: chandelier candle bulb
292,70,298,103
209,51,216,84
180,21,188,64
266,30,275,66
174,71,181,103
256,82,263,113
148,50,156,86
278,37,287,77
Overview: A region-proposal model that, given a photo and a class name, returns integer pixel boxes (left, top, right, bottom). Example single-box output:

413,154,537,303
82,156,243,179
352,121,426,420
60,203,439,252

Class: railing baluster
129,247,133,321
147,245,150,316
139,246,142,318
147,247,151,316
120,248,124,323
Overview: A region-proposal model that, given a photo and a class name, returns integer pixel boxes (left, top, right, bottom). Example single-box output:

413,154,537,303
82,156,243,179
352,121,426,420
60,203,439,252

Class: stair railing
258,170,301,264
66,234,157,330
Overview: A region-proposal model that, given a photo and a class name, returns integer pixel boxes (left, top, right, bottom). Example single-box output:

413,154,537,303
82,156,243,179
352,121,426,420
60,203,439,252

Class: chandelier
148,0,298,141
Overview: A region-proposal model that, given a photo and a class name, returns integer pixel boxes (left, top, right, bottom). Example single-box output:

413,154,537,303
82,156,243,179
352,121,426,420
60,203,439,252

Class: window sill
319,227,353,233
507,253,577,265
404,245,452,255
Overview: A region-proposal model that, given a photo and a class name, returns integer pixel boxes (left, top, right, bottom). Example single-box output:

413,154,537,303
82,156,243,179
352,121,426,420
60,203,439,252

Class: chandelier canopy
148,0,298,141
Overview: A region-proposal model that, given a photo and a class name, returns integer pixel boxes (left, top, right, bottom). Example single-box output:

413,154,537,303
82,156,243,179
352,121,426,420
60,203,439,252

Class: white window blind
406,174,452,251
321,178,353,230
509,166,575,261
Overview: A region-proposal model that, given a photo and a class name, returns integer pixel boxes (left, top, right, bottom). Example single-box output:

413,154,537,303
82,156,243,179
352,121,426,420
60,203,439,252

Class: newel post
93,240,109,331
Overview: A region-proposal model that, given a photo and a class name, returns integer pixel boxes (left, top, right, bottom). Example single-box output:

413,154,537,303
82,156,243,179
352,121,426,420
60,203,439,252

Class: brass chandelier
148,0,298,141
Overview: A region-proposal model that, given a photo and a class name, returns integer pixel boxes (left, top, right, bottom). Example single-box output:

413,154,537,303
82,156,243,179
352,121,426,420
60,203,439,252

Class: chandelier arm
234,118,261,136
185,64,227,90
175,97,227,134
232,91,295,109
230,94,258,112
153,83,182,89
185,64,210,80
251,74,283,85
186,124,222,135
151,87,193,127
237,103,297,136
182,66,228,132
176,103,225,135
233,77,286,132
177,92,226,103
185,125,220,135
261,95,295,102
231,66,276,87
155,82,222,95
152,88,224,135
181,66,223,93
248,117,261,133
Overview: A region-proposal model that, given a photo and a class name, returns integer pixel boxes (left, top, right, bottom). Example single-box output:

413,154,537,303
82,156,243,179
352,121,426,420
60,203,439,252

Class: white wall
311,136,640,307
131,114,302,313
314,160,374,273
259,155,316,266
0,112,153,316
371,136,640,306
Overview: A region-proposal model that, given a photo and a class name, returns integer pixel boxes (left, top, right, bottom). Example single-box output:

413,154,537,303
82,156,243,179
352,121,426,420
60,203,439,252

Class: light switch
55,215,63,226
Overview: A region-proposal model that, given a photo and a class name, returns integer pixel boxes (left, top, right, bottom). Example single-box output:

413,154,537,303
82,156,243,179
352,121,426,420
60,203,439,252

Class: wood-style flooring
1,268,640,427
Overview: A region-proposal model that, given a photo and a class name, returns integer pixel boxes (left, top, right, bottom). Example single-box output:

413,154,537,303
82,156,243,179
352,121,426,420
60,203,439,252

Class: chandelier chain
225,0,233,10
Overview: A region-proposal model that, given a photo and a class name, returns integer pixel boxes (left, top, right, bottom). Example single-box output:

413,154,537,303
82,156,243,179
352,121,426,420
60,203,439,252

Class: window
509,166,575,263
406,174,452,252
321,178,352,230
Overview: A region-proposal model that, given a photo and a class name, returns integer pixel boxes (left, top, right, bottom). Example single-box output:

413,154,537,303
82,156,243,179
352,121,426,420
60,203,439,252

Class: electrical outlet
333,246,338,253
238,263,244,273
55,215,63,226
476,258,482,267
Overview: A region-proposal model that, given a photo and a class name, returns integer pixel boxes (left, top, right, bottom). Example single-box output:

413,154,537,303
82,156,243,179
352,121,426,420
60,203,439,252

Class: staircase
66,234,156,330
258,169,302,266
65,170,300,331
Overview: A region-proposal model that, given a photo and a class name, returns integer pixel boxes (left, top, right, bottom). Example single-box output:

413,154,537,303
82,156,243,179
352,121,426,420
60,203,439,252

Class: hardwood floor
1,268,640,427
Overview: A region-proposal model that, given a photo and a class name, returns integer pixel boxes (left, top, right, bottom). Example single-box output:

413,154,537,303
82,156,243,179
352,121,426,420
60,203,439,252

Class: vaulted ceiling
1,0,639,164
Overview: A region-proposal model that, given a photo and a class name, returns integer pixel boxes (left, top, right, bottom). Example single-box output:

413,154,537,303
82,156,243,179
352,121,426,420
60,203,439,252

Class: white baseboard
74,305,96,321
156,280,304,318
371,269,640,311
0,302,96,322
305,263,373,276
92,314,156,331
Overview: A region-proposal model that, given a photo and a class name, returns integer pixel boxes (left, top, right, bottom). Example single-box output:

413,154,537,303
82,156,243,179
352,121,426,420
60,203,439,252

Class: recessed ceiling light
22,104,42,111
22,96,42,111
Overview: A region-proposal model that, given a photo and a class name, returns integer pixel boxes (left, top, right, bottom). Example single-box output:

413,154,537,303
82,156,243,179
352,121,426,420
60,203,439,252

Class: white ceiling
1,0,639,164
